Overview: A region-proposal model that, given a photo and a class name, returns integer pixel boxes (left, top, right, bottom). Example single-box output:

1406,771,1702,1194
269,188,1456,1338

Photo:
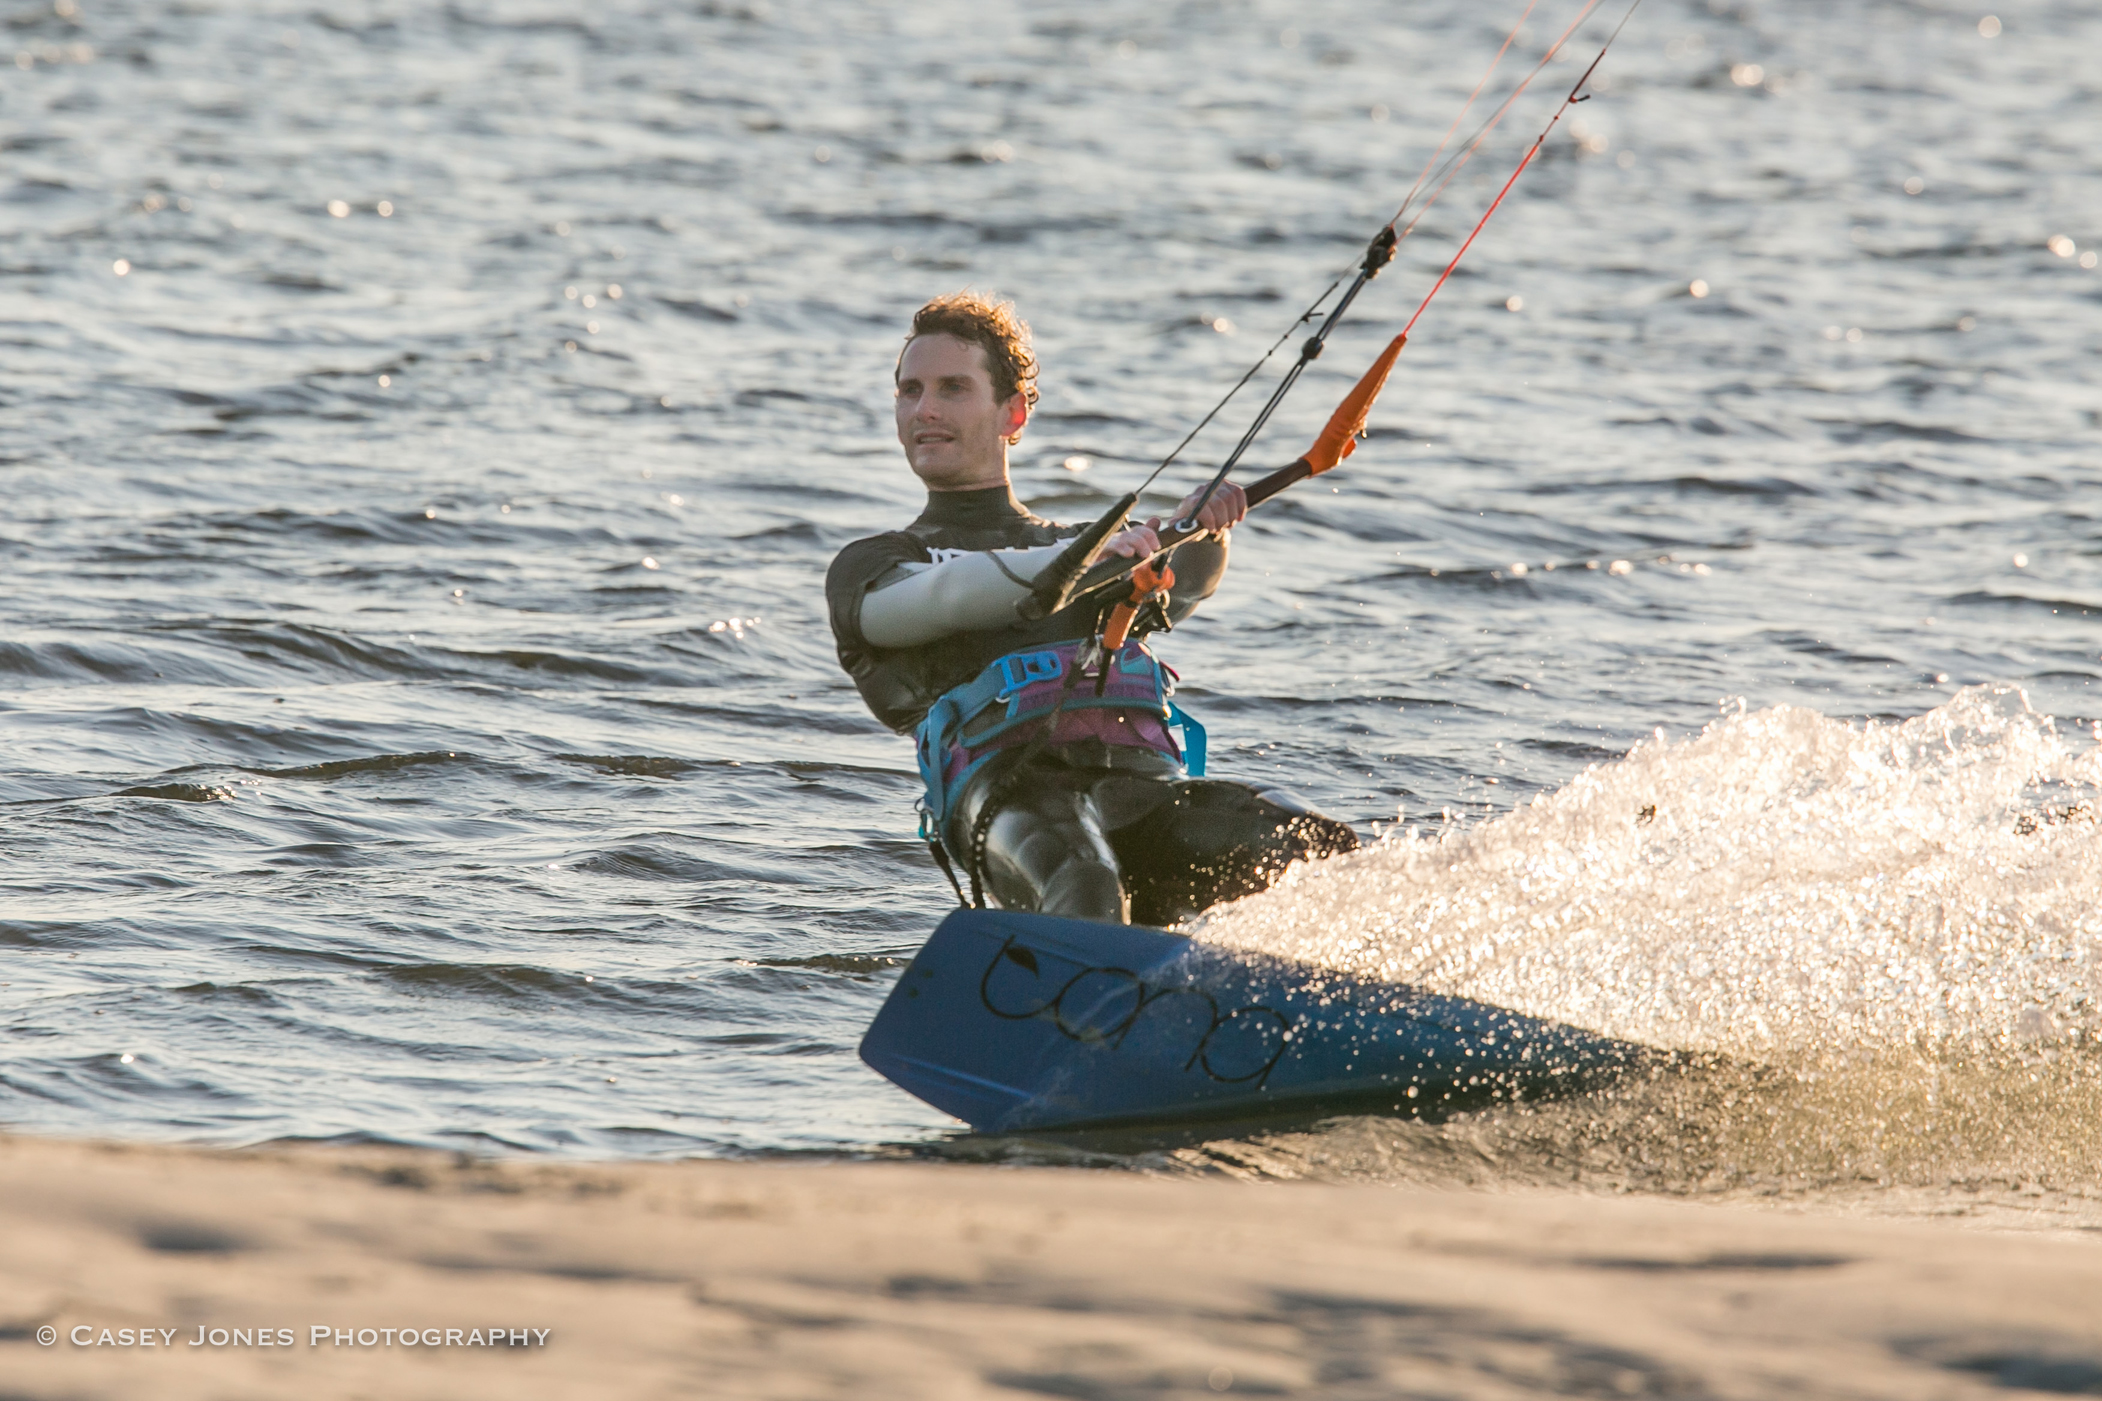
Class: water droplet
111,259,129,276
1978,14,2001,36
326,199,348,218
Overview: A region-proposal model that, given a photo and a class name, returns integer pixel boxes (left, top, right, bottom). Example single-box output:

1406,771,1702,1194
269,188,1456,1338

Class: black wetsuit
826,486,1357,925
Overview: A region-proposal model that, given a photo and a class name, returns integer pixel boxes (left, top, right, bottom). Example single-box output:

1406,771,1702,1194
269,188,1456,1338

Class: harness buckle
996,649,1064,692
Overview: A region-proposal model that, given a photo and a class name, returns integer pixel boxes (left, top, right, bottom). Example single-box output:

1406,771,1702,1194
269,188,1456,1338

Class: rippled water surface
4,0,2100,1213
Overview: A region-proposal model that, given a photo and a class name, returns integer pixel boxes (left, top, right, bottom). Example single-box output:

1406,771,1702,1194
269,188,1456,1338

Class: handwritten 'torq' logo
978,937,1292,1086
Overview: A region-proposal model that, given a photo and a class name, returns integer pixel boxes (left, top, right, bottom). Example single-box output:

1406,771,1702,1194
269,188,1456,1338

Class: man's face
894,333,1027,490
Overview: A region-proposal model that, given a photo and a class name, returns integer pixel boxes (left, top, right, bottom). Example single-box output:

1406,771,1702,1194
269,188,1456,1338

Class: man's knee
976,783,1127,922
1111,779,1357,924
1155,780,1358,859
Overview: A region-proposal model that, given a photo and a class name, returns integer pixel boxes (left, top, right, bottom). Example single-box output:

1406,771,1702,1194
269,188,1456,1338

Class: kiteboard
860,907,1648,1135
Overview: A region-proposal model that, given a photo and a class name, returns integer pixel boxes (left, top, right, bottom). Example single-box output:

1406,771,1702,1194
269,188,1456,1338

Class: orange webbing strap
1098,559,1174,652
1302,333,1407,475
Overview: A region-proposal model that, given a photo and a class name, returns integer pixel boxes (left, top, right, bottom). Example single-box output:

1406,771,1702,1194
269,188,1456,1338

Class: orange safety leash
1097,558,1175,653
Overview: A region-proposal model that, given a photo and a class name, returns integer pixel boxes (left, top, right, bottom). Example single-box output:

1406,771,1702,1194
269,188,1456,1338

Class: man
826,292,1357,926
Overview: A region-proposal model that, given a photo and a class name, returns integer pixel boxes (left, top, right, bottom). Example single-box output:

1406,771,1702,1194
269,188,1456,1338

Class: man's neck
914,482,1031,526
920,463,1010,494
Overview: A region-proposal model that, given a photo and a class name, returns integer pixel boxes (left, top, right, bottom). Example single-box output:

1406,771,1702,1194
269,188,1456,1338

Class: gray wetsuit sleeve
858,542,1068,649
1163,532,1229,624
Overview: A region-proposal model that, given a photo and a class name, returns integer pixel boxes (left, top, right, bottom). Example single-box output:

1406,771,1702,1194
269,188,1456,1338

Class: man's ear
999,392,1028,446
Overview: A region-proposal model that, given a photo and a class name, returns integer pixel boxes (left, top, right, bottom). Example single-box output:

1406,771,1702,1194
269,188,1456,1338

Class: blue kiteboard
860,908,1648,1135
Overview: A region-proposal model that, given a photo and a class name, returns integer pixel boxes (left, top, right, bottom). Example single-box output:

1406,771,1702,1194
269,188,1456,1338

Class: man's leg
959,765,1128,922
1108,780,1358,927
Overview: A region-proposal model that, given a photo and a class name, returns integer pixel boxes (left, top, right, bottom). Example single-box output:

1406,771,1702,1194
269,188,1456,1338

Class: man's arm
1162,533,1229,624
855,542,1067,649
839,480,1249,652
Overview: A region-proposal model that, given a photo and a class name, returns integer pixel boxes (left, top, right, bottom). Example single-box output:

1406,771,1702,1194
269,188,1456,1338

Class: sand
1,1133,2099,1399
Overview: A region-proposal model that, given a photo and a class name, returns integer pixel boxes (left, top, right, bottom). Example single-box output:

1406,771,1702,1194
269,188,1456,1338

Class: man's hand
1096,482,1248,560
1177,480,1248,535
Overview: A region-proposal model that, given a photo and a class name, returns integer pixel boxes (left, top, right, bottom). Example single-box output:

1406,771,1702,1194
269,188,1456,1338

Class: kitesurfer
826,293,1357,926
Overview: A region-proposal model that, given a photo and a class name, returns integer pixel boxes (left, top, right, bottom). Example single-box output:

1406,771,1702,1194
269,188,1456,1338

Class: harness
914,638,1206,902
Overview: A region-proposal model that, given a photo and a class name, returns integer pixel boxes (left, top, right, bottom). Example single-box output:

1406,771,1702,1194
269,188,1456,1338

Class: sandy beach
1,1134,2097,1399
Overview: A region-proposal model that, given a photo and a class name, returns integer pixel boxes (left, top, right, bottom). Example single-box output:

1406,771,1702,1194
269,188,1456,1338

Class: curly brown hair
899,292,1040,410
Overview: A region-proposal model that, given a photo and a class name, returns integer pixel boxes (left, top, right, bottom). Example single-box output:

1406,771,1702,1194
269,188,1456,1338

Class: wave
1199,685,2102,1057
1181,688,2102,1204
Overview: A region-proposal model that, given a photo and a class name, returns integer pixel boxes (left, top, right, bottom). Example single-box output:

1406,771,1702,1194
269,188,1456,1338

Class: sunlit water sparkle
1202,685,2102,1057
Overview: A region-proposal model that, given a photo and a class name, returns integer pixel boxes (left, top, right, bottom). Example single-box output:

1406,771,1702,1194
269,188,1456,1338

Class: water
2,0,2099,1215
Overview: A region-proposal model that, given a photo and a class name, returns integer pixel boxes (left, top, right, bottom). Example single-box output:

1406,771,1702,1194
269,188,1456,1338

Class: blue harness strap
915,639,1201,846
1168,702,1206,778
